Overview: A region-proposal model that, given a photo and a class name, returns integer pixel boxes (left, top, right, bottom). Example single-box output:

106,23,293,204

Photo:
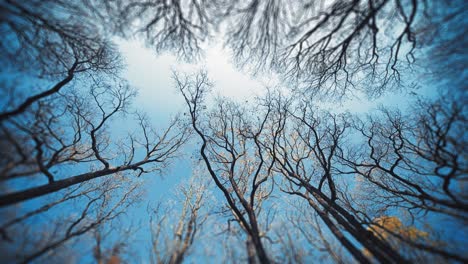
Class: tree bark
0,161,151,207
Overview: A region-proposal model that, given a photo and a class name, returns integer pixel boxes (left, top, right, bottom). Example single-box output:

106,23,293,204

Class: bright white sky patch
116,38,271,123
116,37,437,121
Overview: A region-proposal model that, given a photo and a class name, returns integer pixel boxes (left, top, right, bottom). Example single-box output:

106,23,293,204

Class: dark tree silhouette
1,174,140,264
121,0,466,98
256,94,409,263
1,1,466,263
222,0,467,97
0,80,190,207
341,96,468,221
0,0,121,121
0,2,191,262
178,71,275,264
112,0,216,61
177,80,467,262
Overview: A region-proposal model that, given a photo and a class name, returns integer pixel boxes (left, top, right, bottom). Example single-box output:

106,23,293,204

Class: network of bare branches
149,175,209,264
178,75,467,262
1,174,141,263
114,0,466,98
0,1,195,262
177,71,277,264
0,0,466,263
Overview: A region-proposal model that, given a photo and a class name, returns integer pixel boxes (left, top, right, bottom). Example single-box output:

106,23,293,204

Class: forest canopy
0,0,466,263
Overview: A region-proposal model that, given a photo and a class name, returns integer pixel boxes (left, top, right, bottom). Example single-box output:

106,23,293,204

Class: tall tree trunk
0,161,150,207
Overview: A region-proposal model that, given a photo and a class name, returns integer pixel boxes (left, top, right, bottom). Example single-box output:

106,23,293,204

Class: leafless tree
222,0,466,98
221,0,293,75
109,0,218,61
2,1,466,262
275,199,347,264
332,96,468,262
341,96,467,219
0,2,193,262
0,0,122,121
0,182,101,242
148,174,209,264
178,71,275,264
0,173,141,264
118,1,466,97
257,93,408,263
176,73,467,262
0,78,190,207
278,93,467,262
257,90,466,263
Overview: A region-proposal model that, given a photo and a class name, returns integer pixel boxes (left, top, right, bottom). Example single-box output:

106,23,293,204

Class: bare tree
222,0,466,98
118,1,465,97
249,90,466,263
2,1,466,263
0,78,190,207
332,96,468,262
222,0,293,75
276,199,347,264
258,94,409,263
0,182,101,242
341,96,467,219
269,92,468,262
172,70,467,262
148,175,209,264
110,0,217,61
178,71,275,264
0,2,192,262
0,173,141,264
0,0,122,121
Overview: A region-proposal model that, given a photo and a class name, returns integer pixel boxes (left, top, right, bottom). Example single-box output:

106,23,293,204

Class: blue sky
106,36,448,263
1,10,461,261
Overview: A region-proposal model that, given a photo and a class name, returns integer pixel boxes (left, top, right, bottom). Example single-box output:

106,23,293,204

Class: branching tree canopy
148,174,209,264
108,0,466,98
0,0,466,263
175,70,466,263
178,71,275,263
342,97,468,220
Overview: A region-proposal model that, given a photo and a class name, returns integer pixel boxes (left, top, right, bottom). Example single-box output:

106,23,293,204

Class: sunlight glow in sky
1,1,466,263
116,39,268,119
117,38,436,122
